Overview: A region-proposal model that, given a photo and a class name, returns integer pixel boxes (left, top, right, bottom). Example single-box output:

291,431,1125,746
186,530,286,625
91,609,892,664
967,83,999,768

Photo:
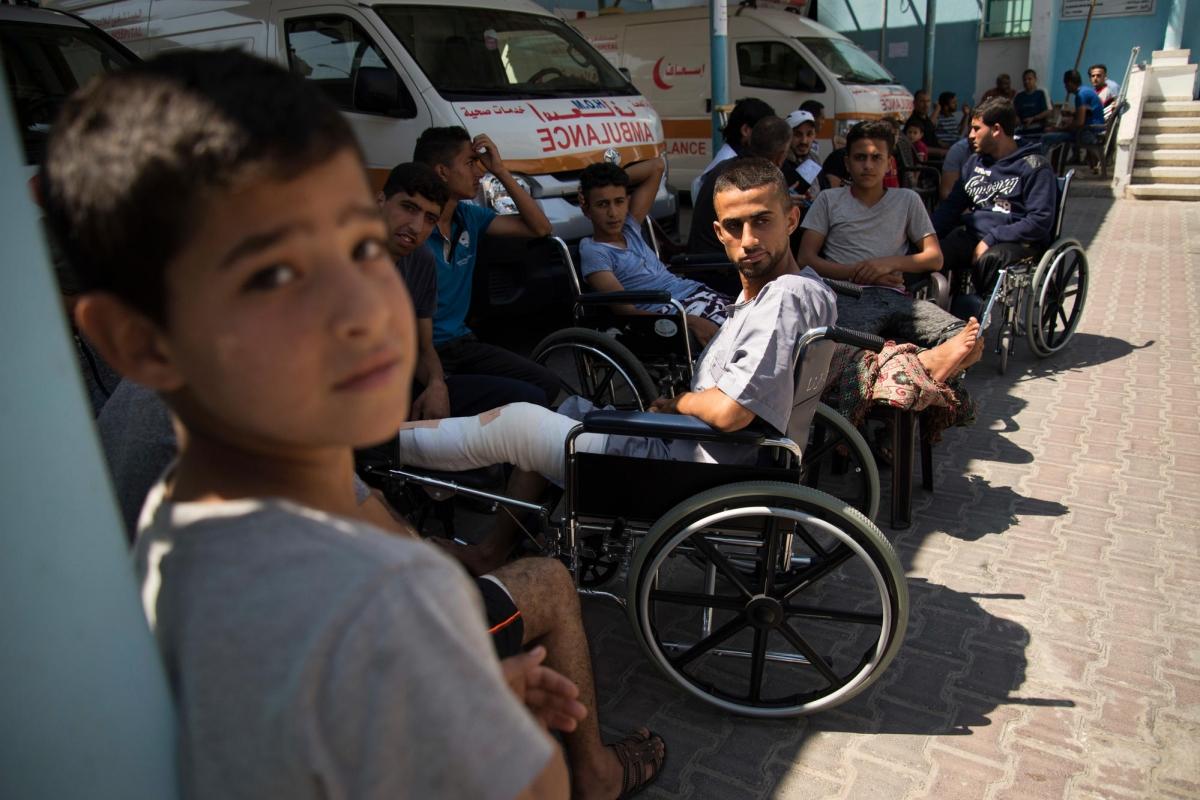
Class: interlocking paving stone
581,198,1200,797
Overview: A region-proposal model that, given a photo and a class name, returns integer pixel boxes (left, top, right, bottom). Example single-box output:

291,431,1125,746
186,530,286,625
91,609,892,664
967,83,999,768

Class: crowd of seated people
55,46,1068,799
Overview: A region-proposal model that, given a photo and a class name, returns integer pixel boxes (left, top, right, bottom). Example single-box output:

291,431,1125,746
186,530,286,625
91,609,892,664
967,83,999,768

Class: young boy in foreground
46,50,580,798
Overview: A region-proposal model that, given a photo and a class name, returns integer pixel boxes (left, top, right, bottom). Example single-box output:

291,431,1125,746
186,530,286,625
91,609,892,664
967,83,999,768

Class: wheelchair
940,169,1089,375
528,236,881,521
364,324,908,718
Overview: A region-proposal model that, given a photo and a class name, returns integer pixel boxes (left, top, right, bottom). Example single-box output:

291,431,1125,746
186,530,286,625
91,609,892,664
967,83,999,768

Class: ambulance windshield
798,37,895,85
378,5,634,99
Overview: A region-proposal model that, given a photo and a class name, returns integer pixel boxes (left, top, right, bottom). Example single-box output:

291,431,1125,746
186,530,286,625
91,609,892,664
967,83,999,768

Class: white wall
974,36,1032,104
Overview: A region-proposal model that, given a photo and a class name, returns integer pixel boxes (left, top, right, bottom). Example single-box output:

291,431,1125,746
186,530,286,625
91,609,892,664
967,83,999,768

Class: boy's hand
649,395,680,414
411,381,451,420
851,260,904,287
473,133,506,176
501,646,587,732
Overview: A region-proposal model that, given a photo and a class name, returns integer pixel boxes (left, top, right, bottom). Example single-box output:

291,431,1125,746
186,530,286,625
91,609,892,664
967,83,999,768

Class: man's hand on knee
972,239,990,264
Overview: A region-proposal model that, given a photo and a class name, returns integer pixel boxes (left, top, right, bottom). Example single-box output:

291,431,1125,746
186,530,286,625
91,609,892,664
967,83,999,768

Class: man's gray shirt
801,187,935,267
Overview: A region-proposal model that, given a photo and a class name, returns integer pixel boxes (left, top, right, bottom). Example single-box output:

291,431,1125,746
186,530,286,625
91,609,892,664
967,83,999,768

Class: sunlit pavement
582,197,1200,799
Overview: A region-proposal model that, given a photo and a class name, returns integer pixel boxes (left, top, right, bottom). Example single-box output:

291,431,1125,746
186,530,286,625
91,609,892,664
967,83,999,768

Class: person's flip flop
611,727,667,799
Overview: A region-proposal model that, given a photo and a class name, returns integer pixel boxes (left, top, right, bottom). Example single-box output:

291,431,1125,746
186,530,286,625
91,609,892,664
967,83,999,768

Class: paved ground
580,196,1200,798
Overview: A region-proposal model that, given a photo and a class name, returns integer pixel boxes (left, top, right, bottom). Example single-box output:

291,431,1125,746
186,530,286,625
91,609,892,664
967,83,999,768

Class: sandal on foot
612,727,666,799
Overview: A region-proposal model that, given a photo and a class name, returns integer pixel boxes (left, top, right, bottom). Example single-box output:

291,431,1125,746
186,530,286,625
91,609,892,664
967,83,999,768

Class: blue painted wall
817,0,985,105
1050,5,1176,102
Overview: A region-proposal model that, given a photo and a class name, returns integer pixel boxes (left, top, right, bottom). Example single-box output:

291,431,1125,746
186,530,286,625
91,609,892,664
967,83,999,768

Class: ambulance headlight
481,174,532,215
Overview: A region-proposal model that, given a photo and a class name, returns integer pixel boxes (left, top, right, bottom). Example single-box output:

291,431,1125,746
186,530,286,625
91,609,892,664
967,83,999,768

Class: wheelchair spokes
532,328,657,410
628,482,907,717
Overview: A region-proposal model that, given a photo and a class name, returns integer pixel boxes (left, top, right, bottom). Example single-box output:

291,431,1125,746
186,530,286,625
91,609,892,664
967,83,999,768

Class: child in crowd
45,49,582,798
578,158,730,346
904,119,929,162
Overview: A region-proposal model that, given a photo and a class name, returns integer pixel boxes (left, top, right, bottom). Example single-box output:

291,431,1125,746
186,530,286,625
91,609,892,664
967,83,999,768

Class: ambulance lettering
535,121,657,153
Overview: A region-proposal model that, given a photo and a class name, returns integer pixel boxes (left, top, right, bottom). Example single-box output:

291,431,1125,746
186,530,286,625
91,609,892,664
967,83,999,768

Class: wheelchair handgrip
827,326,886,353
821,278,863,299
669,251,735,267
576,290,674,306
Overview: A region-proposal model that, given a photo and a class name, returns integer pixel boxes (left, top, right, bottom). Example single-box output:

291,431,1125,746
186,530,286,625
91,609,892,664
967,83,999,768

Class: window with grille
982,0,1033,38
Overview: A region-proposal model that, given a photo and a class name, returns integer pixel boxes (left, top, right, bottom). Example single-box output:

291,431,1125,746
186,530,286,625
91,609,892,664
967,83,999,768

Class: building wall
816,0,987,105
1049,2,1176,104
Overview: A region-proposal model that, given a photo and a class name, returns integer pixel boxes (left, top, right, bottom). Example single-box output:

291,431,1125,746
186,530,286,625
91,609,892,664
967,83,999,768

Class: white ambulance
572,4,913,195
46,0,675,319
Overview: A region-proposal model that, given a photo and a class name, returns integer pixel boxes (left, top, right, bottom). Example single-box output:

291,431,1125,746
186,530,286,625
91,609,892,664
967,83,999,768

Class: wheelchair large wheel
627,482,907,718
802,404,880,521
1026,239,1088,357
532,328,658,410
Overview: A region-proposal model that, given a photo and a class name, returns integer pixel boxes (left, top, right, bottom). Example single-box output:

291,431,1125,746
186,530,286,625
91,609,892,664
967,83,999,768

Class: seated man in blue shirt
414,126,560,405
578,158,730,346
378,161,547,419
1013,69,1053,138
1042,69,1106,152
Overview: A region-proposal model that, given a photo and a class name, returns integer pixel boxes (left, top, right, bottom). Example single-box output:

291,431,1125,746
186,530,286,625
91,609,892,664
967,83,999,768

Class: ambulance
46,0,674,318
572,4,913,195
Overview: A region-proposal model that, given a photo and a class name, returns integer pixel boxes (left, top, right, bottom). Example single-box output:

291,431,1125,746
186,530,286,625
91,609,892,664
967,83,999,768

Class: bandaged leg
396,402,609,486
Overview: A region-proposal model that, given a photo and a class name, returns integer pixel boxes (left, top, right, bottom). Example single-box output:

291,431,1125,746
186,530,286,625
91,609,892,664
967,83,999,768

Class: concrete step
1143,100,1200,117
1127,183,1200,201
1140,117,1200,133
1137,132,1200,148
1135,149,1200,166
1132,166,1200,184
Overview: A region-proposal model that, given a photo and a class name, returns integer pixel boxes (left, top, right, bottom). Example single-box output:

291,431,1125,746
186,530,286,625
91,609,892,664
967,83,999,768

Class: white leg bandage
396,402,608,485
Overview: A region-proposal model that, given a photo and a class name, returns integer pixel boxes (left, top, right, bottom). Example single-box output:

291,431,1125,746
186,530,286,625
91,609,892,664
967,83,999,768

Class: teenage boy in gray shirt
799,121,974,350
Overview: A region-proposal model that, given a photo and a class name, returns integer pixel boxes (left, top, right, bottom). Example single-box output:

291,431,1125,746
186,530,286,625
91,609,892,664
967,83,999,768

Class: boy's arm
410,318,451,420
476,134,553,238
584,269,645,316
798,228,856,282
625,156,666,225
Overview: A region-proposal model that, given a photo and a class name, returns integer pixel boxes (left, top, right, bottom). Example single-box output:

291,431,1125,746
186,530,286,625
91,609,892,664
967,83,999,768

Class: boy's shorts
476,575,524,658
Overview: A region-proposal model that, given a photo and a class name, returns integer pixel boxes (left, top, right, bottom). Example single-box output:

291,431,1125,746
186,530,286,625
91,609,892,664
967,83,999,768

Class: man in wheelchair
934,97,1057,300
397,157,836,542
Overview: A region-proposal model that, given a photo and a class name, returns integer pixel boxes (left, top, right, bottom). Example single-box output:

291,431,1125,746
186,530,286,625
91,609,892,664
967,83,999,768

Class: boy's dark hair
799,99,825,117
903,119,923,132
712,157,789,211
381,162,450,207
937,91,956,108
1023,68,1037,79
578,162,630,201
1063,69,1082,87
845,120,895,155
746,116,791,161
721,97,776,148
42,48,357,326
973,97,1018,135
1089,63,1108,74
413,126,471,168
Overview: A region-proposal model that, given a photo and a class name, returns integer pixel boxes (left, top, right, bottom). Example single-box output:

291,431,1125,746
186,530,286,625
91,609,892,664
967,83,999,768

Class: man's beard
737,245,784,279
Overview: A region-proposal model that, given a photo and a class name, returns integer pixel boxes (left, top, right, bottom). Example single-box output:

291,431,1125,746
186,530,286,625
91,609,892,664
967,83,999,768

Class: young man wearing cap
783,109,822,206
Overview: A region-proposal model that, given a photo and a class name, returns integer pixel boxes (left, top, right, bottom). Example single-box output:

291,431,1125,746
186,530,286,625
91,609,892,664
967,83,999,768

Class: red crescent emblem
652,57,673,91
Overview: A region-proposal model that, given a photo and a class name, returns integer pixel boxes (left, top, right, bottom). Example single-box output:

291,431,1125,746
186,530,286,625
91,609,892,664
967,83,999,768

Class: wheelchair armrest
575,290,674,307
827,325,886,353
821,278,863,299
580,410,770,445
668,260,738,274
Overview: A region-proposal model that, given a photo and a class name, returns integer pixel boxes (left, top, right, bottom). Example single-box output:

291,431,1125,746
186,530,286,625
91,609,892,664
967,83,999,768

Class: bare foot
573,728,666,800
428,537,507,577
918,318,981,382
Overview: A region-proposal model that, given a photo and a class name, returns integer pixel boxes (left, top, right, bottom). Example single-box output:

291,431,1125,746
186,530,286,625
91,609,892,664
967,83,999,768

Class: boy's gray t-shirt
135,485,552,799
801,187,934,267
